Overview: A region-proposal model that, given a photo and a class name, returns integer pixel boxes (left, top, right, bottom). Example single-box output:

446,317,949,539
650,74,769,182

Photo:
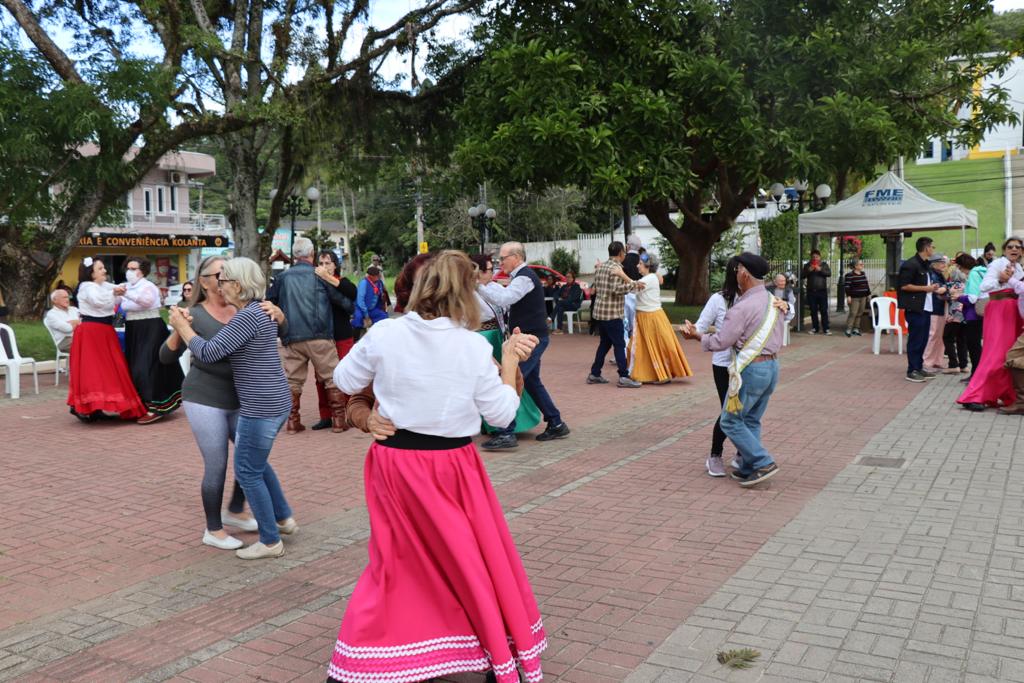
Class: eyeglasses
216,278,237,286
200,271,221,279
1008,245,1022,250
498,254,513,261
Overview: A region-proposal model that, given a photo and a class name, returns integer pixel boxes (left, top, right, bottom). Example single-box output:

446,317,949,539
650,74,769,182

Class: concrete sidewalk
0,329,992,682
627,375,1024,682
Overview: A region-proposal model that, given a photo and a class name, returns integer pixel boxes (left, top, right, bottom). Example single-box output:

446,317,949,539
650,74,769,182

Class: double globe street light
270,186,321,258
468,203,496,254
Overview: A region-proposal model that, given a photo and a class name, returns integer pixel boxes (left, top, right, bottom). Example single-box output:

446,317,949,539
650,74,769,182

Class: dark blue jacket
267,261,352,345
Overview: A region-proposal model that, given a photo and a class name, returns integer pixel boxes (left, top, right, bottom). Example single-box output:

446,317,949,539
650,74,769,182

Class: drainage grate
857,456,905,468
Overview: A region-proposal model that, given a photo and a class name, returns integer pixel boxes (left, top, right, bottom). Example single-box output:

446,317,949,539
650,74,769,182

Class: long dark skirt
125,316,183,414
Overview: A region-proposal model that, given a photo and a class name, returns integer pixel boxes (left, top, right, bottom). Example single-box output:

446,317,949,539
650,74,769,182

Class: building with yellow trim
57,146,228,295
917,56,1024,164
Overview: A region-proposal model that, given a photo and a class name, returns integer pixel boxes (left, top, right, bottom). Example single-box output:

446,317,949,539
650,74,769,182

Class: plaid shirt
591,258,639,321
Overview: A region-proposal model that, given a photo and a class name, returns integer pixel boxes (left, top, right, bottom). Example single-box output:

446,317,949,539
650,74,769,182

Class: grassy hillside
902,157,1006,257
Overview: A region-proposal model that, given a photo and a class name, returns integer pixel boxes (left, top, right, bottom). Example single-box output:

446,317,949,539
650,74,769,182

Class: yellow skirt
628,309,693,383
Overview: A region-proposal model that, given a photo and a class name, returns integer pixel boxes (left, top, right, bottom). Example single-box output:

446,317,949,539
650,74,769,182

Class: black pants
807,290,829,332
943,321,968,370
711,364,730,456
964,318,984,375
591,318,629,377
905,310,930,375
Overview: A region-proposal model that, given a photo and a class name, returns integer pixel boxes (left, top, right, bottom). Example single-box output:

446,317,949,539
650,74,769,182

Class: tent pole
796,232,803,332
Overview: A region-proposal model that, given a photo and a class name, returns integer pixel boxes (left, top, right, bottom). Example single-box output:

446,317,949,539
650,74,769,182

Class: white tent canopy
797,172,978,237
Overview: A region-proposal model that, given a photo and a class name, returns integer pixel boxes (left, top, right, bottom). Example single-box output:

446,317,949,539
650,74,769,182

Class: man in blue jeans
478,241,570,450
897,236,940,383
681,253,787,487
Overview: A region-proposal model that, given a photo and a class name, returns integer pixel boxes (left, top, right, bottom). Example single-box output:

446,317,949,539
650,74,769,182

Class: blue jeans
591,318,629,377
905,310,930,375
234,412,292,545
721,360,778,476
624,293,637,342
501,336,561,433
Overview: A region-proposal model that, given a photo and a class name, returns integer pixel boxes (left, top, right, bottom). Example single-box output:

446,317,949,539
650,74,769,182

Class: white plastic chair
564,310,579,334
870,296,904,355
43,319,71,386
0,323,39,399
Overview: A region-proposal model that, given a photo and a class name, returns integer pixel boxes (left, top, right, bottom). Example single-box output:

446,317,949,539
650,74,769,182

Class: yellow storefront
58,233,230,293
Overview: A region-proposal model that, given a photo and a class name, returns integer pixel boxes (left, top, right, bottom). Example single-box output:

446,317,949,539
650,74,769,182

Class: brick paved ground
0,327,932,682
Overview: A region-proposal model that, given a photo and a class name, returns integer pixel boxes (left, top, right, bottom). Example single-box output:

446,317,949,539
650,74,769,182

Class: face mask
125,269,140,283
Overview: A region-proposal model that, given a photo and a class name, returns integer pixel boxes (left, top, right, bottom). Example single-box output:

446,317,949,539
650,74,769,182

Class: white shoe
222,511,258,532
236,541,285,560
277,517,299,535
203,530,243,550
731,457,741,470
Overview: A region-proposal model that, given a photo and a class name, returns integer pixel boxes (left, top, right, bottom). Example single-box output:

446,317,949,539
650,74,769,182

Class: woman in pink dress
958,237,1024,411
327,250,547,683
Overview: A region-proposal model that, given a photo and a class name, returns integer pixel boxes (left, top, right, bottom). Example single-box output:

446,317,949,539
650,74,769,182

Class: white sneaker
203,530,243,550
730,457,741,470
236,541,285,560
222,511,258,532
277,517,299,535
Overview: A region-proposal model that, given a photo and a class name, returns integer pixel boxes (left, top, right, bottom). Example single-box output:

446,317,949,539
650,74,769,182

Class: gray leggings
182,401,246,531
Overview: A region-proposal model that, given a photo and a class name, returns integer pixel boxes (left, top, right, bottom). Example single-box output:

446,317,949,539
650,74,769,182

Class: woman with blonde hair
169,257,298,560
327,250,547,683
161,256,285,550
628,254,693,383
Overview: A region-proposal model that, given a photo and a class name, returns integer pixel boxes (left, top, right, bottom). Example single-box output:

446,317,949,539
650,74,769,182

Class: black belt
379,429,472,450
989,290,1019,301
81,315,114,325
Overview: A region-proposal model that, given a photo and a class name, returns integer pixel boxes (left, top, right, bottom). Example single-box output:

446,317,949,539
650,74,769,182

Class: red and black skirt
67,318,147,420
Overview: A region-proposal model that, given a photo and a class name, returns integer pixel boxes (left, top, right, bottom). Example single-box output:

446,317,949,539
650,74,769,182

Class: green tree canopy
456,0,1018,303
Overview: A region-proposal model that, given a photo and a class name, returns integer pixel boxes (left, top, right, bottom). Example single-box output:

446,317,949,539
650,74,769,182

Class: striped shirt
844,270,871,298
187,301,291,418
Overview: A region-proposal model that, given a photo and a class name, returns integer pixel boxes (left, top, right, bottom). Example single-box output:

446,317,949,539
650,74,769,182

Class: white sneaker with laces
236,541,285,560
706,455,726,477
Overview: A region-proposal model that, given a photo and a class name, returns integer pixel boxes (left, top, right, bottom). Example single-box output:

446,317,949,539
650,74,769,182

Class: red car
493,264,591,299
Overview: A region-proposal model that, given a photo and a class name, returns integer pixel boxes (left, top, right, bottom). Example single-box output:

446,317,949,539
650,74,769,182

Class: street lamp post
270,186,321,260
769,181,832,332
468,203,497,254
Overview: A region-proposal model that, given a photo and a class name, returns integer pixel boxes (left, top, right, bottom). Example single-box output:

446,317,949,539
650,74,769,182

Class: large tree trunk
223,133,263,263
640,198,718,305
0,190,112,317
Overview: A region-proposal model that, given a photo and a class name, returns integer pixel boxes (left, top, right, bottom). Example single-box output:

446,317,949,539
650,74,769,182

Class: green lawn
6,320,56,363
903,157,1006,257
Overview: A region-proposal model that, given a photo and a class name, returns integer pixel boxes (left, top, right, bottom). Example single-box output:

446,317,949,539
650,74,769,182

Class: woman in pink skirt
958,237,1024,411
328,250,547,683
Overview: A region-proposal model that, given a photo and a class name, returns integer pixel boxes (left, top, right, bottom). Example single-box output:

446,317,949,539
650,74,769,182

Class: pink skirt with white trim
327,441,546,683
958,295,1023,407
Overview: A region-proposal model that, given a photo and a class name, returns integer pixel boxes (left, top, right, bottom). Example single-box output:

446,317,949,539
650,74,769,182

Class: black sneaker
962,403,987,412
536,422,570,441
739,463,780,488
844,330,852,337
920,370,937,379
586,374,609,384
310,418,332,431
852,329,862,336
906,371,926,383
482,433,518,450
729,469,748,482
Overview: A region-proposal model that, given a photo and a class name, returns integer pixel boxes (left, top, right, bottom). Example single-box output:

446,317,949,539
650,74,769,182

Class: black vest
509,266,549,337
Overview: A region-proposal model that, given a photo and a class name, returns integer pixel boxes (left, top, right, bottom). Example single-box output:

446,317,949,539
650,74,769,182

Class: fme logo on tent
863,189,904,205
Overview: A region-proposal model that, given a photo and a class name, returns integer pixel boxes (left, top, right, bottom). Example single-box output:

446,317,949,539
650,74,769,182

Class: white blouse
333,312,520,437
695,292,733,367
635,274,663,312
120,278,161,312
76,282,119,318
980,256,1024,294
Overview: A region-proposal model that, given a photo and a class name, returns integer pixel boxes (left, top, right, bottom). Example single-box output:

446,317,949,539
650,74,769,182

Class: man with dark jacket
478,241,571,450
801,250,832,334
897,236,941,383
267,237,354,433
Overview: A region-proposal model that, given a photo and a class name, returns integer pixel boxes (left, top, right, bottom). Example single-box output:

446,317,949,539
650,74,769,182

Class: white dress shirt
43,305,80,346
980,256,1024,294
695,292,733,367
478,263,535,309
76,282,119,317
333,312,519,437
119,277,161,312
